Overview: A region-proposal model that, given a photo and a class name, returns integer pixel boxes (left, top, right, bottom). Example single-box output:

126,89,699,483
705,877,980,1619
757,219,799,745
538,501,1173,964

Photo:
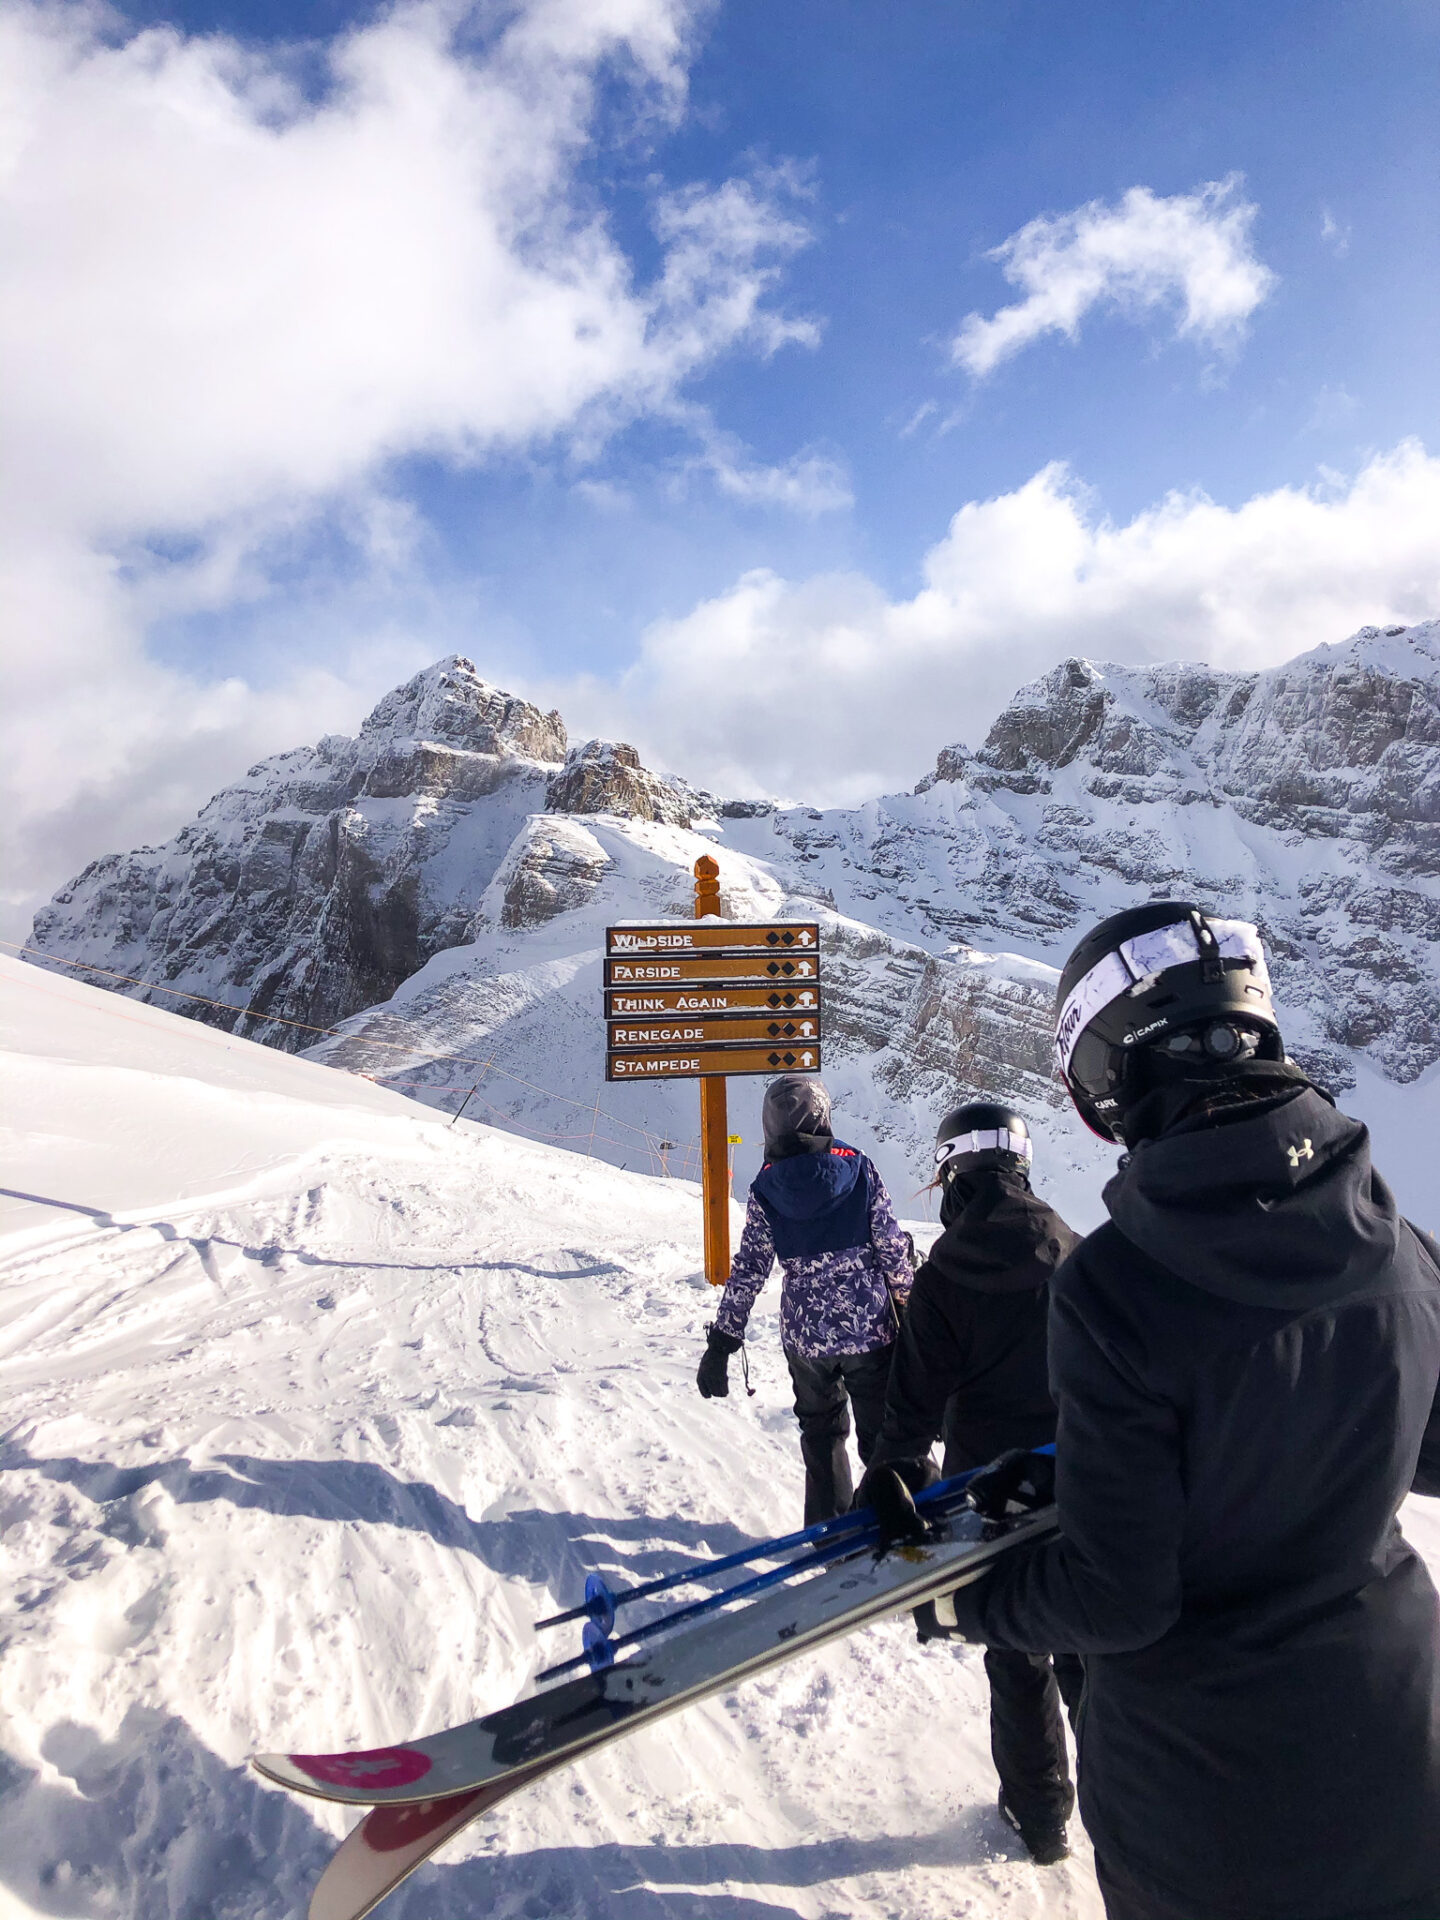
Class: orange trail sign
606,923,819,956
608,1014,820,1050
605,953,819,986
606,1044,822,1082
605,984,820,1016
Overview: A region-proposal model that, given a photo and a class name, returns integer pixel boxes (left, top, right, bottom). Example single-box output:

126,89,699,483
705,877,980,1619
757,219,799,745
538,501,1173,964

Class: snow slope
0,955,1120,1920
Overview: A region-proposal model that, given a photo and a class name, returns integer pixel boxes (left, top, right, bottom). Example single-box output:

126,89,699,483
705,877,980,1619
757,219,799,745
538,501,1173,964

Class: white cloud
1321,207,1352,258
574,442,1440,805
952,176,1276,379
0,0,821,933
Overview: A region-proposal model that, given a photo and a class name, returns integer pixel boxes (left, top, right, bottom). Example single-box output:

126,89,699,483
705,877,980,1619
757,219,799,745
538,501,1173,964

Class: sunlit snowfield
3,954,1438,1920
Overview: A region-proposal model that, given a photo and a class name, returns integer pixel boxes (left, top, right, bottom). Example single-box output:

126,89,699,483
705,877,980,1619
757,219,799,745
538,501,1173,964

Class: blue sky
2,0,1438,927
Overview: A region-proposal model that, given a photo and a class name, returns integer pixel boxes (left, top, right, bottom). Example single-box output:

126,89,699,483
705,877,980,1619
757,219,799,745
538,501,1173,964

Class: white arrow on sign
800,1050,815,1067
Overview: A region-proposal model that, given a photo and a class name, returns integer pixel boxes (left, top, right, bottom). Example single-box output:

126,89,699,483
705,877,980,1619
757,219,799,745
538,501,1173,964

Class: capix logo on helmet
1123,1019,1169,1046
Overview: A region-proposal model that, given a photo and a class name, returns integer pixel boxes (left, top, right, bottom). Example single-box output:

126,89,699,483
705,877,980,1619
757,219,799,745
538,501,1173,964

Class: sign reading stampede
608,1044,821,1082
603,922,824,1081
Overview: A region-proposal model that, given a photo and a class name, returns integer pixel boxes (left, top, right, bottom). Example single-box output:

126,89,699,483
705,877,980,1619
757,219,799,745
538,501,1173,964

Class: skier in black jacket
879,902,1440,1920
861,1102,1083,1866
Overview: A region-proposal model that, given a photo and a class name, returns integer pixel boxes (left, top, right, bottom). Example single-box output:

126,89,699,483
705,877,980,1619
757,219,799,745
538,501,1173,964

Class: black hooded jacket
964,1085,1440,1918
871,1169,1080,1474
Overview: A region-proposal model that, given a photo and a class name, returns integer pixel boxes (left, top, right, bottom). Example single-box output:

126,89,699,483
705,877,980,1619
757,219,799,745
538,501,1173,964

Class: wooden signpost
603,861,824,1285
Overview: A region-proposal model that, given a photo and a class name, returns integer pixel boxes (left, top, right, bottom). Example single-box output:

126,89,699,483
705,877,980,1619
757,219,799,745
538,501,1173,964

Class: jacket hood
926,1169,1079,1294
754,1141,863,1220
1105,1085,1401,1307
762,1074,832,1159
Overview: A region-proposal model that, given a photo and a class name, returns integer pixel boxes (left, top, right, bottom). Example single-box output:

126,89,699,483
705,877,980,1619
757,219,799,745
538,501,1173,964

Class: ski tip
251,1744,436,1802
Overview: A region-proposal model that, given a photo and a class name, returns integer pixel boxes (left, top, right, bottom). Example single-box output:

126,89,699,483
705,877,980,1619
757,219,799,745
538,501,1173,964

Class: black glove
966,1448,1055,1521
696,1324,742,1399
913,1573,989,1645
853,1461,932,1549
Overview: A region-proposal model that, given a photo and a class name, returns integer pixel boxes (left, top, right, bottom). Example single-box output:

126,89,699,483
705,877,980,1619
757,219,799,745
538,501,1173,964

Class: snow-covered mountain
25,621,1440,1224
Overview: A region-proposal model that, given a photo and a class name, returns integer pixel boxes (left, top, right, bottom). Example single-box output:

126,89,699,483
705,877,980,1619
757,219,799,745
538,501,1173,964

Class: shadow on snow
0,1443,757,1598
0,1706,1014,1920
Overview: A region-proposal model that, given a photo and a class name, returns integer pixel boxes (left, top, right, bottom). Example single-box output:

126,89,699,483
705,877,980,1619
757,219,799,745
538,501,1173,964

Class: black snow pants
785,1344,894,1524
941,1419,1083,1836
987,1648,1084,1833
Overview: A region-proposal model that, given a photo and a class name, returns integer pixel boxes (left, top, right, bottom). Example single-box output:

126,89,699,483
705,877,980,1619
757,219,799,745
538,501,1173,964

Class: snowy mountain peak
547,738,699,828
357,655,567,763
1292,616,1440,681
922,620,1440,824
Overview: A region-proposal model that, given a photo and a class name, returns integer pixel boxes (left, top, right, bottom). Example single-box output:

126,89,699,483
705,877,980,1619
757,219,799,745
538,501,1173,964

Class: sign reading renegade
603,922,823,1081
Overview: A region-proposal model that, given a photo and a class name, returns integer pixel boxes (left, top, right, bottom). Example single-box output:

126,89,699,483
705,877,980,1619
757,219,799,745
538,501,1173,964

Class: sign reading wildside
603,867,825,1283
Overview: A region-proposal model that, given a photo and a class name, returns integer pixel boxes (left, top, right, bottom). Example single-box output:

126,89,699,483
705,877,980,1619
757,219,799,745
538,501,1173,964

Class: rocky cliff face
28,658,574,1042
25,620,1440,1208
546,739,697,827
895,620,1440,1083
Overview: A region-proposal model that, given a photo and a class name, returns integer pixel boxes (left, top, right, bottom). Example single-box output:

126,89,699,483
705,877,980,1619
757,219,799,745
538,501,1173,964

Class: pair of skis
253,1471,1057,1920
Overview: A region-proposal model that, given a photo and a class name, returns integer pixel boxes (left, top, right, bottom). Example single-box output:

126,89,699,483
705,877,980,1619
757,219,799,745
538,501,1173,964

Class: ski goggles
1054,916,1268,1076
934,1128,1033,1173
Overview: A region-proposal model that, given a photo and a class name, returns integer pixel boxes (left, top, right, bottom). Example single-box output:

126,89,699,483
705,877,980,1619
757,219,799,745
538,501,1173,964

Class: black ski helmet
933,1101,1032,1182
1054,900,1282,1142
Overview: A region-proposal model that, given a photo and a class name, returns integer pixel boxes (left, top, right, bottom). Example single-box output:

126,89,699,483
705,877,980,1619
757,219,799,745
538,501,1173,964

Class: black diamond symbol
766,961,780,975
780,961,796,975
767,1052,782,1066
781,1051,797,1066
766,993,782,1007
767,1023,781,1037
766,931,780,946
781,991,796,1006
781,1022,797,1036
780,931,795,945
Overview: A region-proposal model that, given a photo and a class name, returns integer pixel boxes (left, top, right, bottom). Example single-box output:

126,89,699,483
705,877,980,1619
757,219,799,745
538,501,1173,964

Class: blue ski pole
537,1461,1012,1682
534,1461,996,1637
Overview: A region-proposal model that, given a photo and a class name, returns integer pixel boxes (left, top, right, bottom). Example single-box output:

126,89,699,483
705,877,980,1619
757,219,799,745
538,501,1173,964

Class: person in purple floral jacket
696,1075,914,1523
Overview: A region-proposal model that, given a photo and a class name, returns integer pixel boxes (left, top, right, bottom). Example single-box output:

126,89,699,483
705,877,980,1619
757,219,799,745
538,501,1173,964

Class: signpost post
694,857,729,1287
602,860,823,1287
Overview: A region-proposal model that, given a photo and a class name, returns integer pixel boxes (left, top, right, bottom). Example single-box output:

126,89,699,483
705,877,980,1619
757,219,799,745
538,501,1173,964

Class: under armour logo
1286,1139,1314,1168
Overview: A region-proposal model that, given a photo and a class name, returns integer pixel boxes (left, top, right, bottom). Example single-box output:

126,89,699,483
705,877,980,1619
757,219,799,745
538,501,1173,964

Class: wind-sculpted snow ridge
0,953,1133,1919
23,618,1440,1207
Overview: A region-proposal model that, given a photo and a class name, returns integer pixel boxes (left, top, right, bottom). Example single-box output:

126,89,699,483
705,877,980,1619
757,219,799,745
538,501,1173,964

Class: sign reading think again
606,985,820,1016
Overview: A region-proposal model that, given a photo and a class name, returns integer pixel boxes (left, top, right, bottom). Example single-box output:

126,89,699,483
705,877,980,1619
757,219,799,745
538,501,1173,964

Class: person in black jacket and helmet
872,902,1440,1920
859,1101,1083,1867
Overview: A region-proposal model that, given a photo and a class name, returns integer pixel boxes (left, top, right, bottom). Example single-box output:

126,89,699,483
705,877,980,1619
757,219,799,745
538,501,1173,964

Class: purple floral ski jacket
715,1145,913,1359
